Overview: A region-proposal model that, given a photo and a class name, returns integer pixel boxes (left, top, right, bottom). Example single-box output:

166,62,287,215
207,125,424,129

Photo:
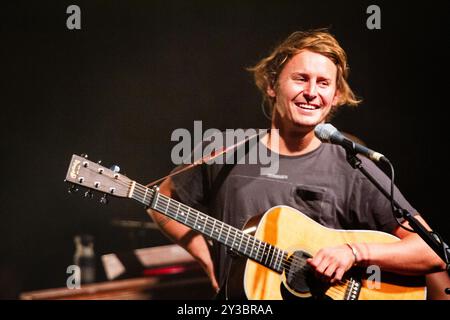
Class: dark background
1,0,449,298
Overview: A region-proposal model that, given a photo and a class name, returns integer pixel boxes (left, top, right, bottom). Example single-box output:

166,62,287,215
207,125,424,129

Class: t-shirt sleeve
170,164,207,211
168,133,220,211
350,156,418,234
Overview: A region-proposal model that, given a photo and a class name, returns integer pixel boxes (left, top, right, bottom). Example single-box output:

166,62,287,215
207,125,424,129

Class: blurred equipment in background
20,244,213,300
73,234,96,284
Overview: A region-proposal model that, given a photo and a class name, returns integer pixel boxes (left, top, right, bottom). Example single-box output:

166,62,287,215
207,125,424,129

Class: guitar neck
130,182,286,274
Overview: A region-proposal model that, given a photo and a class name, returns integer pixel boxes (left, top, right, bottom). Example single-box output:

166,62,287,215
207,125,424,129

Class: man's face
268,50,339,131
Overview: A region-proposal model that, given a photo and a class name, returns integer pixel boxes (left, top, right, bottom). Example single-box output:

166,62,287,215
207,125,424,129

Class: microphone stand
345,151,450,291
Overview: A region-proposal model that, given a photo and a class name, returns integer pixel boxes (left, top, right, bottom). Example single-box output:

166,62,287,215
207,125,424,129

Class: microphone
314,123,389,163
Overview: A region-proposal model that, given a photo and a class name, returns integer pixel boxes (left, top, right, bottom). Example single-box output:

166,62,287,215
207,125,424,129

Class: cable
386,160,450,273
429,231,450,273
385,159,415,233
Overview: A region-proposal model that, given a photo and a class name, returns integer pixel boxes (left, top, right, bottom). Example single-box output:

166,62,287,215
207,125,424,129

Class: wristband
346,243,359,266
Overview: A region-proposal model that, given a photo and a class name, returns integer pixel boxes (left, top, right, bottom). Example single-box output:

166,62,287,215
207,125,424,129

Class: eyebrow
291,72,332,81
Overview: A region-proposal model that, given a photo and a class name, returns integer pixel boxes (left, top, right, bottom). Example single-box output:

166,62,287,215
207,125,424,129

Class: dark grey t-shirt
171,137,416,285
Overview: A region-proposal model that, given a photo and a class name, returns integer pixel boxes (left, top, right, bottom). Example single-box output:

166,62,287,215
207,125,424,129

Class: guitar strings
132,183,349,292
138,185,294,270
131,181,349,292
115,179,349,294
138,183,349,296
79,167,349,294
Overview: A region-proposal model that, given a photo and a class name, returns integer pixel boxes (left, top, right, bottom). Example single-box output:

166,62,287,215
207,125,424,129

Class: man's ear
266,85,276,98
332,90,341,106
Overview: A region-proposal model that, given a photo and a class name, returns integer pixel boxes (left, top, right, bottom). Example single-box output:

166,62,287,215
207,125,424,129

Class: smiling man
148,29,446,299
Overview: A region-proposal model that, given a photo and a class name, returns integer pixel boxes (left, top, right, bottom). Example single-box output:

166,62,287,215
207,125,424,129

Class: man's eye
319,81,329,87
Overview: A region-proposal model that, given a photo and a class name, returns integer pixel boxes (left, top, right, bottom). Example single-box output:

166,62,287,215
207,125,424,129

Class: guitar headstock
65,154,133,198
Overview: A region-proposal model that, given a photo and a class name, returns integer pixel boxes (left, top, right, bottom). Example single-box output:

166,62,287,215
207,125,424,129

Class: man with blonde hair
148,29,446,298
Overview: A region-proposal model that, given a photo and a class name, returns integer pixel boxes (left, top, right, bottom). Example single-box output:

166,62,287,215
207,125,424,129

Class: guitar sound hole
283,250,330,299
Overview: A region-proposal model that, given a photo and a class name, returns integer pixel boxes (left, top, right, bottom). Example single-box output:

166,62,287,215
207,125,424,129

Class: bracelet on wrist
346,243,359,266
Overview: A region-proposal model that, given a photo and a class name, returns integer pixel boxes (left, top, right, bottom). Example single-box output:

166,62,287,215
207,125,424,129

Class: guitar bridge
344,278,361,300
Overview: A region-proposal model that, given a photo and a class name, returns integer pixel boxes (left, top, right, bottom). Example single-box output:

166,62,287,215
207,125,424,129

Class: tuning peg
97,160,102,165
68,184,79,194
100,194,108,205
110,165,120,173
84,190,94,199
81,154,88,159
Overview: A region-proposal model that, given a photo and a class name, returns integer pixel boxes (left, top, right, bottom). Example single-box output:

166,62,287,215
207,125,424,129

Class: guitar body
226,205,426,300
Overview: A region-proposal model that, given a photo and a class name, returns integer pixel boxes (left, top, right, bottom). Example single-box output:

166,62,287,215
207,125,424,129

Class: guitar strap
144,130,267,187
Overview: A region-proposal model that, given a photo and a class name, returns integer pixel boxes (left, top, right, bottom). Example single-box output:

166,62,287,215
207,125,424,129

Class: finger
314,258,329,274
314,257,332,281
309,251,325,268
323,263,338,280
211,277,219,292
332,267,346,284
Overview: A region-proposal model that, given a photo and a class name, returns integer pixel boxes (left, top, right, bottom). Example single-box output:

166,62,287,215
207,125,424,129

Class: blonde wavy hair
248,29,361,117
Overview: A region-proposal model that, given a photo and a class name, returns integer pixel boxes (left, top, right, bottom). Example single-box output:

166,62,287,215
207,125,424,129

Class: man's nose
303,82,317,101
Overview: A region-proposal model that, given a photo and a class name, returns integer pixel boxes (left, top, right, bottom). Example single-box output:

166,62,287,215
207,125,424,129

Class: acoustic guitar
65,154,426,300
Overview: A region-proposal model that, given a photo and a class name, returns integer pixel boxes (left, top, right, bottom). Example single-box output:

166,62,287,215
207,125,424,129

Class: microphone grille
314,123,338,142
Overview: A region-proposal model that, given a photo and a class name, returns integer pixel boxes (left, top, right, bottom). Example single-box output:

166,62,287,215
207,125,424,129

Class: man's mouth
294,102,321,110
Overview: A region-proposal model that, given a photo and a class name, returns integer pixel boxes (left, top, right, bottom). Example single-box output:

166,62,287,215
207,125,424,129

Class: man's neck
262,116,322,157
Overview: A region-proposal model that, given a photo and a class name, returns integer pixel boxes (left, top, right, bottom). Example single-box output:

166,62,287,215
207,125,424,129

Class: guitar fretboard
131,183,287,274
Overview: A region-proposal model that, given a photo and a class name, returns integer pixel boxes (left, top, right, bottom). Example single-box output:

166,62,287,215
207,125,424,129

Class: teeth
297,103,318,110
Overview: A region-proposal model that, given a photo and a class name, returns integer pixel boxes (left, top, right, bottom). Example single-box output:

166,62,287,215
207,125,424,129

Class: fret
185,207,191,225
142,188,149,205
232,228,239,249
175,202,181,220
249,236,255,260
231,229,236,249
156,196,166,215
192,209,199,231
279,250,286,272
271,247,277,269
224,225,230,246
163,197,170,214
275,249,282,271
210,219,216,238
258,240,264,262
252,238,258,261
259,242,265,263
269,246,274,266
149,188,155,206
238,233,244,253
203,214,208,233
155,198,163,214
261,242,266,264
154,193,163,213
264,244,270,265
168,198,178,220
179,203,187,222
269,245,275,268
155,192,160,210
197,214,206,232
243,234,249,256
272,247,278,269
178,203,187,223
273,248,279,271
230,228,237,248
232,232,238,249
218,221,224,243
